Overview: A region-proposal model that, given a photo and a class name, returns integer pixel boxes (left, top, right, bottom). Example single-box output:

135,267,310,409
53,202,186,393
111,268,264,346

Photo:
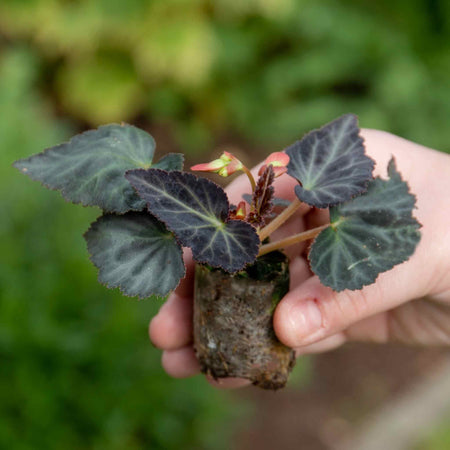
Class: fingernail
287,299,323,344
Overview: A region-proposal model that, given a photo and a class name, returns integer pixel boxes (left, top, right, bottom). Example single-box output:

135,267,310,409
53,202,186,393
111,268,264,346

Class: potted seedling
14,114,421,390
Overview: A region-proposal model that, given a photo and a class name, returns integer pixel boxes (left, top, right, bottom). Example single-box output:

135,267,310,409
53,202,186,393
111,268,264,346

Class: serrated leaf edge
307,156,421,291
125,168,261,273
287,113,376,208
13,124,183,214
83,213,185,299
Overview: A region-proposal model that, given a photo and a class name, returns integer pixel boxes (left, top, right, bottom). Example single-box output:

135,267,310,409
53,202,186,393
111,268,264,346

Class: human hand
149,129,450,387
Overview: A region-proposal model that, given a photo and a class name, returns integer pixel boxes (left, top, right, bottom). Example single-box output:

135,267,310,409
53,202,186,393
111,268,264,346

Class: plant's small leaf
309,158,421,291
248,165,275,227
243,193,291,208
125,169,260,272
84,212,185,298
14,124,184,213
153,153,185,171
286,114,374,208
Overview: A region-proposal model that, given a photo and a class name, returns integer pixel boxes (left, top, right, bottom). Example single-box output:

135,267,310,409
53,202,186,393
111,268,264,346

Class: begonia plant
14,114,421,388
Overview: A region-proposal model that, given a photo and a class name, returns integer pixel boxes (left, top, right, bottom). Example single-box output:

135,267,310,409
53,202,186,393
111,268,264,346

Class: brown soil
194,254,295,390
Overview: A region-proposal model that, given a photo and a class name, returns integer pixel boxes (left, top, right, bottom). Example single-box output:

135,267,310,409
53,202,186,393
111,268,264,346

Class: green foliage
14,124,183,213
85,213,185,298
15,111,420,297
309,159,421,291
126,169,260,273
286,114,374,208
1,0,449,153
1,47,237,450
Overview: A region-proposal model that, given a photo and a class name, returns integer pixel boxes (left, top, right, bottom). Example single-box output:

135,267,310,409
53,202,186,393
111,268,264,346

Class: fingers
149,248,195,350
385,299,450,345
173,248,195,298
206,377,251,389
295,333,347,355
161,347,251,387
289,256,312,290
292,298,450,354
149,292,193,349
303,207,329,231
334,298,450,346
274,255,430,348
162,346,200,378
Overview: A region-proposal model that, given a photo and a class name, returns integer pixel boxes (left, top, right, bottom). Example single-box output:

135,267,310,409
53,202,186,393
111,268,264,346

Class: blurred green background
1,0,450,449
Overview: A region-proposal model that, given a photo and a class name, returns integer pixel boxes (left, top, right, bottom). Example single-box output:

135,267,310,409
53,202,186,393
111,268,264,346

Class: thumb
274,263,429,348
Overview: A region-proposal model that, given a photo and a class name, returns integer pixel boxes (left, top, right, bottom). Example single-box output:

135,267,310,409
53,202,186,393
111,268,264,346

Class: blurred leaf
1,0,449,154
174,118,213,155
135,16,215,86
56,54,144,124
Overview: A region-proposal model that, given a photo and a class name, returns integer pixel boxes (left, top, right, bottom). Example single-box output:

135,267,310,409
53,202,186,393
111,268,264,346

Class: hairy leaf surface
84,212,185,298
243,194,291,208
309,159,421,291
248,165,275,227
126,169,260,272
286,114,374,208
14,124,184,213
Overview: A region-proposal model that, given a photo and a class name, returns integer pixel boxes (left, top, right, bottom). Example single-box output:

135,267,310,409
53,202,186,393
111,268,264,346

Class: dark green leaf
286,114,374,208
309,158,421,291
14,124,184,213
125,169,260,272
84,212,185,298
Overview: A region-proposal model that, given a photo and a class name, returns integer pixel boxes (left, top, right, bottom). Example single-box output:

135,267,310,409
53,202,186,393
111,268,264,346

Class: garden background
1,1,450,449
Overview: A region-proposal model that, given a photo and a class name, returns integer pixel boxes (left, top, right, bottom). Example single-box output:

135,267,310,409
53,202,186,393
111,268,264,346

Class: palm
150,129,450,382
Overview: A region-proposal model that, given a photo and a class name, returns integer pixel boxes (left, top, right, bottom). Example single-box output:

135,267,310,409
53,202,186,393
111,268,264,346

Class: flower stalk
258,198,303,241
258,224,330,257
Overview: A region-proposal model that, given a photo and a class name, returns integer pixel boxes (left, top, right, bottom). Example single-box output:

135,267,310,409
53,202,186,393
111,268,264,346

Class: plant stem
242,166,256,192
258,224,329,257
258,198,302,241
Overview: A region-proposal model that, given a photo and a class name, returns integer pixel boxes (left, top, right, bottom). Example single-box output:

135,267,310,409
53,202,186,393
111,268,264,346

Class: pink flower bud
258,152,290,177
191,151,243,177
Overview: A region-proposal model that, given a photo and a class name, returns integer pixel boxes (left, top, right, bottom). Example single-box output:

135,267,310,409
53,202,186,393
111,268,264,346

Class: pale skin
150,129,450,388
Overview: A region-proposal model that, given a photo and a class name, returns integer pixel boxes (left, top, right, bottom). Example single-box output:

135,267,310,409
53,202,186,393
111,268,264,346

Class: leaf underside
125,169,260,272
309,158,421,291
286,114,374,208
14,124,184,213
84,212,185,298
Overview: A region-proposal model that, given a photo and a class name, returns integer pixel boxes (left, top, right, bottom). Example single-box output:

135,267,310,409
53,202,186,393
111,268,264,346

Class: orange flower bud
258,152,290,177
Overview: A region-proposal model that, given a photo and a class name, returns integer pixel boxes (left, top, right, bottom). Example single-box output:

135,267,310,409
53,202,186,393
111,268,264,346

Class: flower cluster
191,151,289,180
